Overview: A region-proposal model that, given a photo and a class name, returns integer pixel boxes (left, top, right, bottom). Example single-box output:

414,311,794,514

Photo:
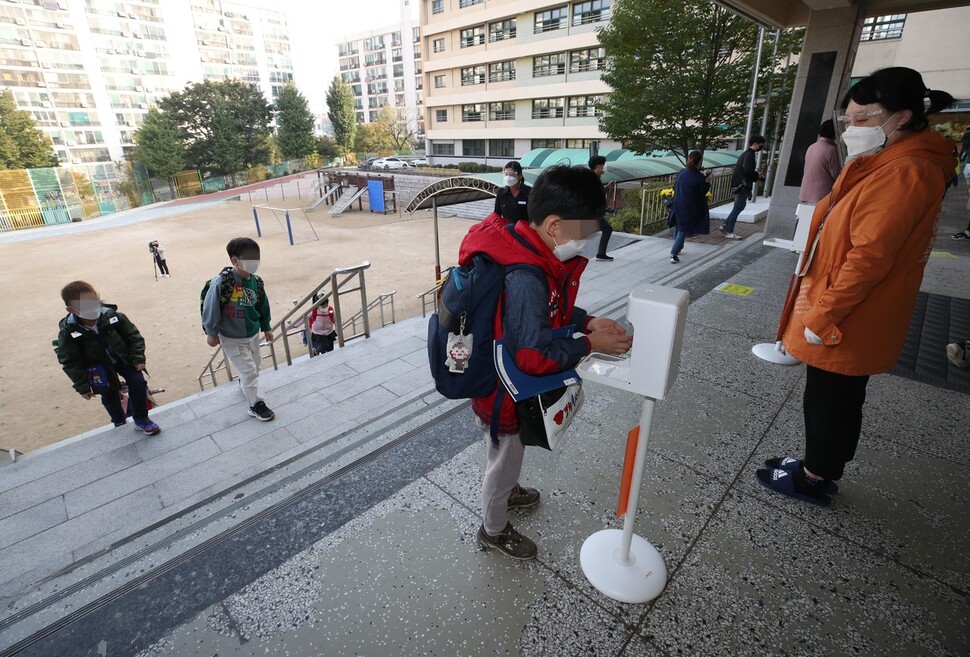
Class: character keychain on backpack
446,315,473,373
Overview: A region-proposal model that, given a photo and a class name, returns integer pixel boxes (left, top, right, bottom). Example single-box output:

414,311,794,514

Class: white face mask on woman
504,175,518,187
841,112,898,160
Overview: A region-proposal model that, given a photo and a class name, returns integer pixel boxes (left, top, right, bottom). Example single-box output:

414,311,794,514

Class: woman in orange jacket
758,67,956,506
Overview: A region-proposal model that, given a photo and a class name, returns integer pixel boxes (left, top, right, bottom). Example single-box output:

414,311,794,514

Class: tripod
150,248,159,282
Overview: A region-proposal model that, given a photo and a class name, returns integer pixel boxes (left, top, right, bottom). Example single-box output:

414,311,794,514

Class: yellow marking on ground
715,282,755,297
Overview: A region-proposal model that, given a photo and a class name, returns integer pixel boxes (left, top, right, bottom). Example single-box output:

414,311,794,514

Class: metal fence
0,157,319,232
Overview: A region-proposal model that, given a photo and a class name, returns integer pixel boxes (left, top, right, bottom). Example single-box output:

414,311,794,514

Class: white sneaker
947,340,970,368
724,233,742,240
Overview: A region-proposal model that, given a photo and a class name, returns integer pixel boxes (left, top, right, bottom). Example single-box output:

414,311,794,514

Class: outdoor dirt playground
0,193,471,453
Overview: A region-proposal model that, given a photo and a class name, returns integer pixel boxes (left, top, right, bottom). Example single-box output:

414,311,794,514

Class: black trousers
597,217,613,257
99,364,150,424
803,365,870,480
155,257,170,275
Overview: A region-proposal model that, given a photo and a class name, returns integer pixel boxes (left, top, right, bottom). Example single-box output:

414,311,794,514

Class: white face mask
238,259,260,274
73,299,101,320
841,112,897,160
504,175,518,187
552,232,598,261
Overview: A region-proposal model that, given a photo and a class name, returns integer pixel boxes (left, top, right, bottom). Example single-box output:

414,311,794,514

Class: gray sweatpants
480,428,524,536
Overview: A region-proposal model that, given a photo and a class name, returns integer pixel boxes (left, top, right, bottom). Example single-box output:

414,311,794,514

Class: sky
283,0,415,116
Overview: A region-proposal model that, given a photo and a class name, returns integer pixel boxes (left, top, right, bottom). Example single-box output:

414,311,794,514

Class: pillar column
766,4,867,239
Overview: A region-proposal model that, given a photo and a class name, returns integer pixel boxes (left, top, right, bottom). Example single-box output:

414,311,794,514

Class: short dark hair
818,119,836,140
749,135,766,146
528,165,606,225
503,161,522,175
61,280,96,305
588,155,607,169
227,237,260,259
842,67,954,132
686,150,702,170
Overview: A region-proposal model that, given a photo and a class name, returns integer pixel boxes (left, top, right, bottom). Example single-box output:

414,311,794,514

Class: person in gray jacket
202,237,275,421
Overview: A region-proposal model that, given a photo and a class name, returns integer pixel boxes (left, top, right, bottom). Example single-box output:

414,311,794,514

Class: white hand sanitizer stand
753,202,814,366
576,284,689,603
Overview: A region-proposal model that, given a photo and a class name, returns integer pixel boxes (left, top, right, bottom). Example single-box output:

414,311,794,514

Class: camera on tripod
148,240,159,256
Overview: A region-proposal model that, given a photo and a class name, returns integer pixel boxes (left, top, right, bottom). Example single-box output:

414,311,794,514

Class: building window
459,0,483,7
488,61,515,83
392,48,403,62
414,43,422,58
433,38,445,53
572,0,611,26
533,53,566,77
460,26,485,48
489,139,514,157
565,139,593,149
567,95,603,117
532,139,562,149
489,101,515,121
532,97,564,119
434,74,446,88
435,109,448,122
364,36,385,51
461,103,486,122
463,139,486,156
860,14,906,41
393,63,404,77
569,47,605,73
414,26,421,42
460,65,485,86
489,18,516,42
535,6,568,33
432,0,444,15
432,142,455,155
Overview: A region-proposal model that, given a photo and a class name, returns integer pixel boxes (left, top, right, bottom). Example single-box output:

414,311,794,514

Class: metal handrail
417,274,449,318
197,262,373,391
342,291,396,334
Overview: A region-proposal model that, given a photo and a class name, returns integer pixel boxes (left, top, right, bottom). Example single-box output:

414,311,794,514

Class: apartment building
851,8,970,108
420,0,620,165
0,0,294,165
336,1,424,145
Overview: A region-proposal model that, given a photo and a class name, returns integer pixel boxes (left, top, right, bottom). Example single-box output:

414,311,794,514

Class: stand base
752,342,800,366
580,529,667,603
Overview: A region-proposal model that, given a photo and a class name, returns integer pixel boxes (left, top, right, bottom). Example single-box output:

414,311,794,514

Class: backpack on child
199,266,265,331
427,254,506,399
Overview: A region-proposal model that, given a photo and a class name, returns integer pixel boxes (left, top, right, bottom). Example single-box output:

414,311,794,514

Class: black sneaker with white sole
477,523,537,561
248,401,275,421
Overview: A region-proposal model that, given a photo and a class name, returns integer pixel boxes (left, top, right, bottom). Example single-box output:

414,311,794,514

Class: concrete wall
851,7,970,101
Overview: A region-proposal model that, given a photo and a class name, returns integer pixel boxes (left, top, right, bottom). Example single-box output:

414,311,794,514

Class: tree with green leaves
133,107,185,196
274,83,317,160
0,89,58,169
158,80,272,173
598,0,761,158
326,76,357,156
353,122,392,153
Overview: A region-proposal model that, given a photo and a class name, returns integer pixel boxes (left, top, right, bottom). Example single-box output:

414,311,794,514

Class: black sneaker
477,523,537,561
669,254,680,263
947,340,970,368
951,231,970,240
507,484,540,510
595,254,614,262
248,401,275,421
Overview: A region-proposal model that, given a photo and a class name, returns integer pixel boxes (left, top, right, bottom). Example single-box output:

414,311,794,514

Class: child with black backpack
458,165,632,561
55,280,161,435
201,237,275,421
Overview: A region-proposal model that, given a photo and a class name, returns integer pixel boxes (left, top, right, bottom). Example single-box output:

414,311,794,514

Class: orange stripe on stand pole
616,426,640,518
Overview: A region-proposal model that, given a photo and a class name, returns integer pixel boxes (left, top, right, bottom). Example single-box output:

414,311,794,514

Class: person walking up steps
202,237,275,421
720,135,766,239
55,280,161,435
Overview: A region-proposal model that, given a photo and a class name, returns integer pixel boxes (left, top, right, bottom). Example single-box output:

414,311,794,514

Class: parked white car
411,157,428,166
373,157,414,171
